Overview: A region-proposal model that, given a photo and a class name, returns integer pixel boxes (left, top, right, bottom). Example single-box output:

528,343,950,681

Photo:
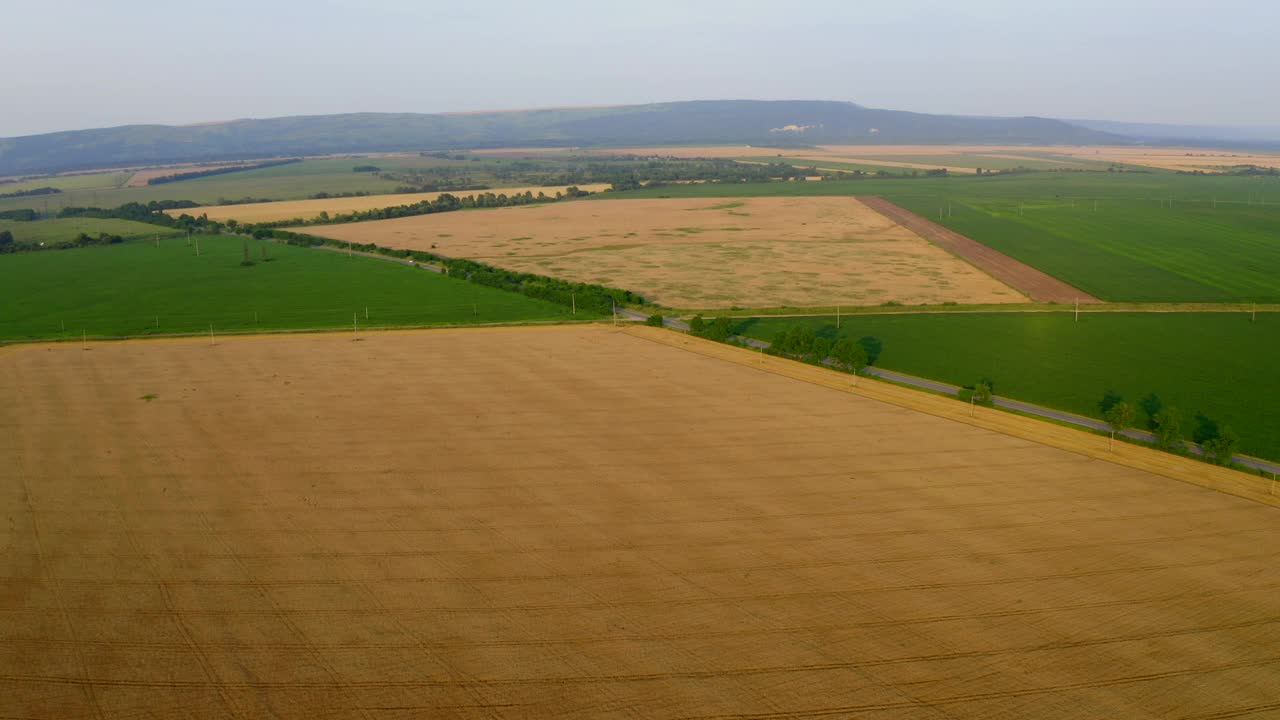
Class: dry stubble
2,326,1278,719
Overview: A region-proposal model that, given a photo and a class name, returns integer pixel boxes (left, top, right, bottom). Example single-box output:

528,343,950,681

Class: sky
2,0,1278,137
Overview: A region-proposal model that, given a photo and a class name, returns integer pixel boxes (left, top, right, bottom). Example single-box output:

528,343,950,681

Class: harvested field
303,196,1026,308
859,196,1101,303
3,325,1278,719
171,184,612,224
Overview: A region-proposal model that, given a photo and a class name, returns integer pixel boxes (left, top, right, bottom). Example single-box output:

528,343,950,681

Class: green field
0,235,581,341
0,155,563,214
733,312,1280,461
0,170,132,194
615,171,1280,303
0,217,174,244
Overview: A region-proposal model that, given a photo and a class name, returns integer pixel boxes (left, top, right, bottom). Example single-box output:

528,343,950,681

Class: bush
645,314,664,327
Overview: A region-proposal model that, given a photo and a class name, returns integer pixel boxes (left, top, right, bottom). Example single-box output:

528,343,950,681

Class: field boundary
623,325,1280,509
858,195,1102,304
0,317,607,348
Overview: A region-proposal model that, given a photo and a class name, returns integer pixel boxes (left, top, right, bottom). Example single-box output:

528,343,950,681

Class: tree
810,337,832,363
971,380,993,406
856,336,882,365
0,230,12,247
1202,426,1239,465
645,314,664,327
1104,401,1135,451
1193,413,1220,445
1153,407,1183,451
1098,389,1124,416
831,338,868,373
1139,393,1163,430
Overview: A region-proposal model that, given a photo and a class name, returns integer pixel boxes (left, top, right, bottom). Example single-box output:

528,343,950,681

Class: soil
859,196,1101,304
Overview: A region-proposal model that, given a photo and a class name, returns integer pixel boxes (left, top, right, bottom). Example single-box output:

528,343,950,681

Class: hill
0,100,1124,175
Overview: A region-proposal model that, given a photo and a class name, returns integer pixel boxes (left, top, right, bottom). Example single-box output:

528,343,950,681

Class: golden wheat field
2,325,1278,719
302,196,1026,308
173,184,612,224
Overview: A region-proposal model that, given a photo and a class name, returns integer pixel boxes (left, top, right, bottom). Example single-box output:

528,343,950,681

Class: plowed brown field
302,196,1026,308
859,196,1101,303
2,326,1278,719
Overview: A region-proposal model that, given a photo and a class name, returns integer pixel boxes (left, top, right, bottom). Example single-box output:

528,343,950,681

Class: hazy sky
3,0,1277,137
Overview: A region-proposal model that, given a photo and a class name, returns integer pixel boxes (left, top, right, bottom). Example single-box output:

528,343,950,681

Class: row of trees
0,230,124,254
252,187,593,229
0,186,60,199
1098,391,1239,465
260,227,643,315
38,197,649,317
685,319,879,375
146,159,301,185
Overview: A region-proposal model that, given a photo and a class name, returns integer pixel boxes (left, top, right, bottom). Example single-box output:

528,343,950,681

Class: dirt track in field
3,327,1278,719
859,196,1102,304
303,196,1025,308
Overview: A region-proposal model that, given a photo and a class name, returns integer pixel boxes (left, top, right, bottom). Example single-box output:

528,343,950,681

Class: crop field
885,194,1280,303
181,183,613,224
0,217,173,244
610,172,1280,303
0,158,410,214
734,312,1280,461
0,235,576,341
594,144,1280,173
303,196,1026,309
2,325,1277,718
0,170,133,193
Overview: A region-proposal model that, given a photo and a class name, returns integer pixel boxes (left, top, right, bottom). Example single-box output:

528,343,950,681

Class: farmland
180,183,612,223
733,312,1280,461
594,143,1280,173
0,234,578,341
612,171,1280,304
303,196,1026,308
0,217,174,245
2,325,1277,718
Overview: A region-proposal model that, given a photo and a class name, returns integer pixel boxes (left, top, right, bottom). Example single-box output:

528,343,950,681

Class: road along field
303,196,1027,309
734,311,1280,462
859,196,1100,303
2,325,1277,719
178,184,613,224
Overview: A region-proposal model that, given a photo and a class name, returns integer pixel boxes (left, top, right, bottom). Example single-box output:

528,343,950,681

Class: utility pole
836,305,841,329
571,293,576,316
1075,298,1080,323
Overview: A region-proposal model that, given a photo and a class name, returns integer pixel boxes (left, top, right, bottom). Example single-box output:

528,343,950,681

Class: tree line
43,199,647,317
248,187,593,229
685,318,879,375
146,159,302,185
0,186,60,200
0,230,125,254
1097,390,1241,466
